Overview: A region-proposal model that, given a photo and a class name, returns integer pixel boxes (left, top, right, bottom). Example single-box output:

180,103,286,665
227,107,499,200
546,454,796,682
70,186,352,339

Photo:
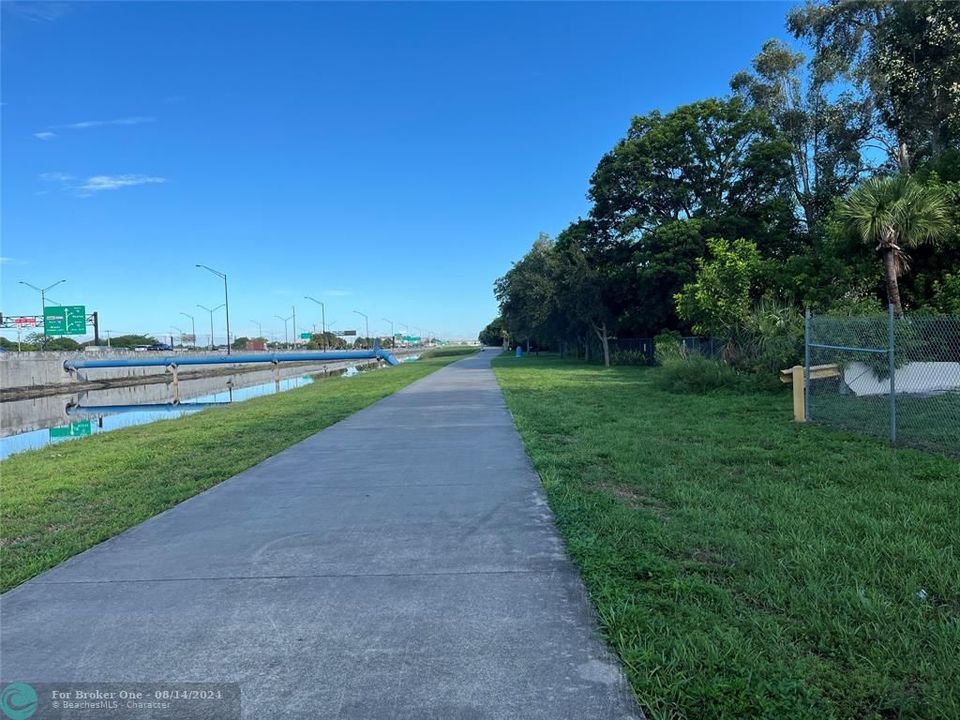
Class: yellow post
792,365,805,422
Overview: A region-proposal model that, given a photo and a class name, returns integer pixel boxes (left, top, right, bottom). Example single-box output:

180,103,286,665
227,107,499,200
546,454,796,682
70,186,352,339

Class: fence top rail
806,342,889,354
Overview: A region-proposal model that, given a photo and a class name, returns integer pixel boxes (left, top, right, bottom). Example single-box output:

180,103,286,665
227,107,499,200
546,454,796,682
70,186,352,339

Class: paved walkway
2,349,640,719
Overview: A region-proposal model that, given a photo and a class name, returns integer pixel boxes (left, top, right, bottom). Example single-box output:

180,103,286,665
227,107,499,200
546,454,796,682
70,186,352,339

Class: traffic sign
335,330,357,336
49,420,92,439
300,332,312,340
44,305,87,335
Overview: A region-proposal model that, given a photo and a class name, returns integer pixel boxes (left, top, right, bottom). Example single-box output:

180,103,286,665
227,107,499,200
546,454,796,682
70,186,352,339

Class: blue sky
1,1,792,342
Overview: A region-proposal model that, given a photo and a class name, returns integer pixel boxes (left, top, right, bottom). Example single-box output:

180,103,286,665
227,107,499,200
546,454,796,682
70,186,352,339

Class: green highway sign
49,420,92,439
44,305,87,335
300,332,312,339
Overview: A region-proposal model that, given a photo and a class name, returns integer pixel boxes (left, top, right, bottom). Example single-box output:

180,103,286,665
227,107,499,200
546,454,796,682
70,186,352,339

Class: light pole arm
197,265,229,354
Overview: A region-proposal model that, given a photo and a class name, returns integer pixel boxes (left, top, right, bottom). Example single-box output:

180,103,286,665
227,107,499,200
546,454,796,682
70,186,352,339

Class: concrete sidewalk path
2,348,641,719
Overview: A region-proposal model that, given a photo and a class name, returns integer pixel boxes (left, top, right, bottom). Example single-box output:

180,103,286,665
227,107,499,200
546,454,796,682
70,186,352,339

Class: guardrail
62,349,400,402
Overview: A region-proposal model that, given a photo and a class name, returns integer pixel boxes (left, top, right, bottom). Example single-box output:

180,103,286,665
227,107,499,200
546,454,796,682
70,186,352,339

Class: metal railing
63,348,400,371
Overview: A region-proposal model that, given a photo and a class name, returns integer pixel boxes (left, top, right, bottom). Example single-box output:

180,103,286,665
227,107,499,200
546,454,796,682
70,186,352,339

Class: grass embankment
493,355,960,720
0,348,475,591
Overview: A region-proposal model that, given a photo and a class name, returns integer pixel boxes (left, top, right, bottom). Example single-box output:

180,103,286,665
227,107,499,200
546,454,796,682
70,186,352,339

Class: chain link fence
806,308,960,456
680,336,724,360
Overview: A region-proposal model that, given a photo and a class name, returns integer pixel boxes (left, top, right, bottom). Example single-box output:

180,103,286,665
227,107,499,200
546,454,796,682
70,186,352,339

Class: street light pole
198,303,224,351
250,320,262,339
353,310,369,349
196,264,231,355
304,296,326,350
274,314,291,345
292,305,297,348
19,279,67,327
382,318,394,348
179,312,196,348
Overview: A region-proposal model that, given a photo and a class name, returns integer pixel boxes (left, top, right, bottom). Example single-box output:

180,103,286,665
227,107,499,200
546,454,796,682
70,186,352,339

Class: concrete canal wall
0,349,420,393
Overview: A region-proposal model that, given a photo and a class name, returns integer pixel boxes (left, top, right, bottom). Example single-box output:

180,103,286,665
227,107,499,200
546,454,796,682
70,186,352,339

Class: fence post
887,304,897,444
804,308,811,422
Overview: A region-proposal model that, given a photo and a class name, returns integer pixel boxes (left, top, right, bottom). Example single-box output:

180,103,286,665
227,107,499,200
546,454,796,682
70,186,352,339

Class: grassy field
493,355,960,720
0,347,475,592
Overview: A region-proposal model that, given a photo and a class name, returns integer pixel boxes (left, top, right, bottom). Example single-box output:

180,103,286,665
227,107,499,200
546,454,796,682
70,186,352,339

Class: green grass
810,387,960,456
492,355,960,720
0,348,476,592
421,344,481,358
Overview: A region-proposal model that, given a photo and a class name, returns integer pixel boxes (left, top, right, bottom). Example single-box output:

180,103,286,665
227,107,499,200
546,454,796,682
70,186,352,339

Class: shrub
733,300,804,374
653,356,742,394
654,330,684,363
611,349,655,366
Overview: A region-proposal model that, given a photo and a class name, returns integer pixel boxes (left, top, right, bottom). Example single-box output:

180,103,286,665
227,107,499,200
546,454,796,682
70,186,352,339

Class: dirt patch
595,482,669,515
690,547,737,568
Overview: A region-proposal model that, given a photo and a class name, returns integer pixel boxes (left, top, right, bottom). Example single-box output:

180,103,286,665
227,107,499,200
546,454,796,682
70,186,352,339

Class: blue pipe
66,402,230,416
64,349,400,371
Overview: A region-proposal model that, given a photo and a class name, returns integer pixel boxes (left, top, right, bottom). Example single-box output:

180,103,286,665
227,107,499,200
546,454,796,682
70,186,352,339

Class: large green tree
494,233,562,350
478,318,505,347
588,96,797,256
732,38,871,234
553,222,621,366
628,219,707,335
789,0,960,173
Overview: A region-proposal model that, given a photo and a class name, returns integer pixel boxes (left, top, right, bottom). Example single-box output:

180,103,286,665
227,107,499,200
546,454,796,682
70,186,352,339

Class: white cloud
39,172,166,196
57,116,155,130
3,2,71,22
77,174,166,194
34,116,156,140
39,171,73,182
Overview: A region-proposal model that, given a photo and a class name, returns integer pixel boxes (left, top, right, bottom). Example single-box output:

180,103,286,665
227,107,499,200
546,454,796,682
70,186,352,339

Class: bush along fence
806,306,960,456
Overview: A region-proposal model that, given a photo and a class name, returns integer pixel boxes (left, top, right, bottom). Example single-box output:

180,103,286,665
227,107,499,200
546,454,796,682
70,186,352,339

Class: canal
1,358,412,459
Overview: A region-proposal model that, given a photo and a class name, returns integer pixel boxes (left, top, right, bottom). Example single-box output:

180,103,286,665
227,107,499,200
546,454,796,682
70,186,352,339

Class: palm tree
840,176,951,317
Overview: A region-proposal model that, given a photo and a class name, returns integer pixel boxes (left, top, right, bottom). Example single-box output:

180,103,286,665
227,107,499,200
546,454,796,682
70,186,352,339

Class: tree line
489,0,960,370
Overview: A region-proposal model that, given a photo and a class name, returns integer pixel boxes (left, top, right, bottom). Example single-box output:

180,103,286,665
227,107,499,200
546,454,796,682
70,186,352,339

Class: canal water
0,365,361,460
1,354,422,459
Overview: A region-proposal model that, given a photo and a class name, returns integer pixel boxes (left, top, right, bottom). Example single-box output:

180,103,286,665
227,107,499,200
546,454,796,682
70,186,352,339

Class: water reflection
1,364,362,459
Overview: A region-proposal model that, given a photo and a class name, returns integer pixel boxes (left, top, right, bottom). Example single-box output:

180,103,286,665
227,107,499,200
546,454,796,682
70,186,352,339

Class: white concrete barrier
843,361,960,396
